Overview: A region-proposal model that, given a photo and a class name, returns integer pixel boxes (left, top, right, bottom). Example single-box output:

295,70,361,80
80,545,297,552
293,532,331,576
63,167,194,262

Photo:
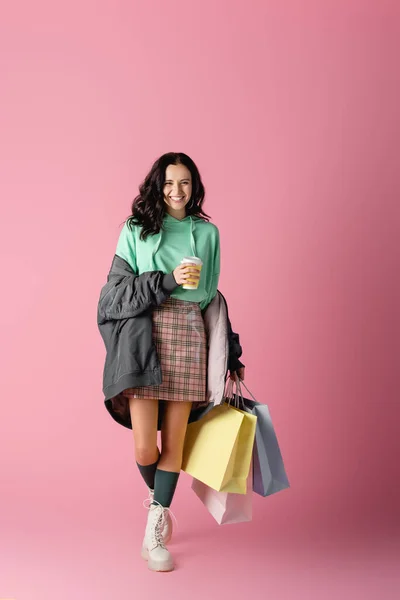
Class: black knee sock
153,469,180,508
136,452,160,490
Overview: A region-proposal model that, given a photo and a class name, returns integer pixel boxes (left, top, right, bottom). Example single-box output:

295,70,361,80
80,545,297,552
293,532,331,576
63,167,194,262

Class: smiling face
163,163,193,219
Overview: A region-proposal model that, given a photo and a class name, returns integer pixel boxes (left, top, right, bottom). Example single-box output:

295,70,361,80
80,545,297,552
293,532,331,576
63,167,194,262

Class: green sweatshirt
115,212,220,311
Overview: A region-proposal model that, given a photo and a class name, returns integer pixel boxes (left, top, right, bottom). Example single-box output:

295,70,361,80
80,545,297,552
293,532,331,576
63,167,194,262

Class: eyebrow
165,178,191,182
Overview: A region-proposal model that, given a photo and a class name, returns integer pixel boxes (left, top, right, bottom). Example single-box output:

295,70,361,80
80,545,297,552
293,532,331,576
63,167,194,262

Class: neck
166,209,187,220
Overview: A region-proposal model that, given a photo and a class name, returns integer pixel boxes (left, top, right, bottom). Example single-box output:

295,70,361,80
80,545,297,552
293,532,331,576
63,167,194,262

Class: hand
229,366,245,382
173,264,201,286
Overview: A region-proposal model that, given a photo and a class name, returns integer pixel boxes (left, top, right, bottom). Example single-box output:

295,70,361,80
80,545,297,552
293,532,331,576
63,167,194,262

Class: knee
135,445,159,466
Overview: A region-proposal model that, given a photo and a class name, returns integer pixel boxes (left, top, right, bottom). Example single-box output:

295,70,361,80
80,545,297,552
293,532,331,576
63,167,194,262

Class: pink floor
2,475,399,600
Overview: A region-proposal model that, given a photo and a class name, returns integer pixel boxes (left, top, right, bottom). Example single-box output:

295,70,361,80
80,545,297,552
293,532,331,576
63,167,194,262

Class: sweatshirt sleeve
115,222,138,274
199,227,220,312
115,221,178,294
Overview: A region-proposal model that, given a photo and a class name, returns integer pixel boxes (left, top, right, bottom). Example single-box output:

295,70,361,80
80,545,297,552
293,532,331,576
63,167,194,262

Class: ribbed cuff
162,272,179,293
228,357,245,372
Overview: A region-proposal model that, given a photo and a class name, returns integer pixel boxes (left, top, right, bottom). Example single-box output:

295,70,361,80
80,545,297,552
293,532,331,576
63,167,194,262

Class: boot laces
143,498,178,548
153,510,165,548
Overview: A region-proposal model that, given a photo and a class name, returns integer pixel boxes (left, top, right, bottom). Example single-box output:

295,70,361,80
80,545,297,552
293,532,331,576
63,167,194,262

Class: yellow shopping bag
182,403,257,494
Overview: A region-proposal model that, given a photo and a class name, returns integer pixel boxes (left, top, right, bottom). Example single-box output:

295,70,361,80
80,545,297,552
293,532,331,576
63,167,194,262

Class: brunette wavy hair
125,152,211,240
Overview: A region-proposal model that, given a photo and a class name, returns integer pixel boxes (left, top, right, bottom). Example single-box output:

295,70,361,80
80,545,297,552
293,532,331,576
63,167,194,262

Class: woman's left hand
229,366,245,382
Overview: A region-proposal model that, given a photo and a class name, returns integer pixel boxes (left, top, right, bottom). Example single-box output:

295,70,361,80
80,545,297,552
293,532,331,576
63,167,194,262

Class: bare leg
128,397,159,466
158,401,192,472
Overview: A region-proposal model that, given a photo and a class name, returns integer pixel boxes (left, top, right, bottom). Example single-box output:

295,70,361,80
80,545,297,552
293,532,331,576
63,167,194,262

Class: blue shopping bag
225,377,290,497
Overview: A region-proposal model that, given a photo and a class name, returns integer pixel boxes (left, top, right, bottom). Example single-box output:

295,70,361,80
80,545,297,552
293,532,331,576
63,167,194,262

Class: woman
98,152,245,572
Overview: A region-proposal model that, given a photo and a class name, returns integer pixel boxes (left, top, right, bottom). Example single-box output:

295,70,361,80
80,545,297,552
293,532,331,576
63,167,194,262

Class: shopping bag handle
235,378,258,404
224,375,258,406
223,376,257,409
224,377,242,409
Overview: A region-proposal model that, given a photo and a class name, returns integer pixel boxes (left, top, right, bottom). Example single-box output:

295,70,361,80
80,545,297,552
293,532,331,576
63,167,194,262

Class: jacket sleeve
226,314,245,372
98,254,179,323
212,290,245,372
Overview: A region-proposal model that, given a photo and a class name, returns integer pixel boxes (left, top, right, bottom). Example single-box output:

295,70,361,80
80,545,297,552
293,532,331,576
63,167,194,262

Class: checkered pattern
123,297,208,407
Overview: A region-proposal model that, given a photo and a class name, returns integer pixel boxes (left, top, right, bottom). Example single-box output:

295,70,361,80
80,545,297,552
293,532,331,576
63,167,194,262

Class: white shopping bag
191,460,253,525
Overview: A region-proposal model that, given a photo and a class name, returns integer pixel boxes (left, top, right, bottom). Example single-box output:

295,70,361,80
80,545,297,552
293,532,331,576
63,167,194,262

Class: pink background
1,1,399,598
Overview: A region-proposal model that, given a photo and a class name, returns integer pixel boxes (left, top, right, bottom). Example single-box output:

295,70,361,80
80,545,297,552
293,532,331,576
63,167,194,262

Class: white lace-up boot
141,502,174,572
147,488,173,544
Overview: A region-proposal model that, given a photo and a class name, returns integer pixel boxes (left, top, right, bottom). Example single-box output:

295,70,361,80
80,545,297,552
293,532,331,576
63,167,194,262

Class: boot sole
148,557,174,572
141,546,174,572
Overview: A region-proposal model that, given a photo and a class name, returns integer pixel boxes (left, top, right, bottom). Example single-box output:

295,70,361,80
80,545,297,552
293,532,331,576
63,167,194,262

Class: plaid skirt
121,297,208,407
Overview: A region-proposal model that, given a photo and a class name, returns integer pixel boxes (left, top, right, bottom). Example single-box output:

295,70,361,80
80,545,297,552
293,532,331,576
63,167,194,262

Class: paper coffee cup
181,256,203,289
